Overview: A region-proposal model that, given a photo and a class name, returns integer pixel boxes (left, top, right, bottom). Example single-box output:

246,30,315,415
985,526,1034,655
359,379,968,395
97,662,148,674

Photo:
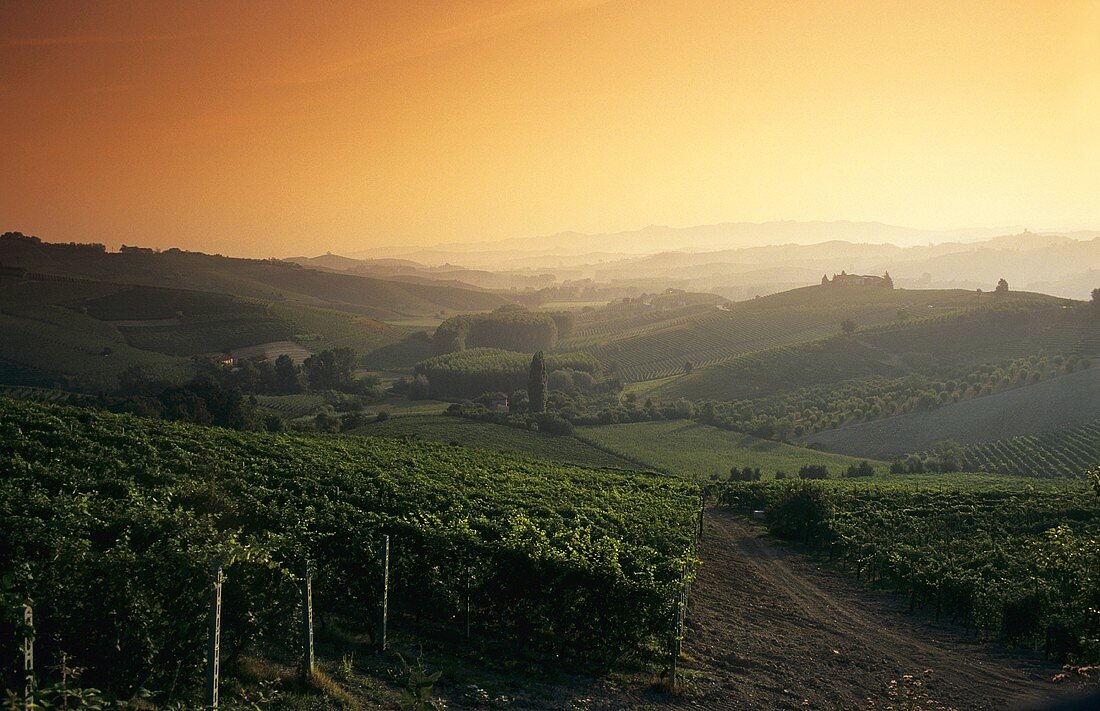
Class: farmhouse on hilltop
821,271,894,289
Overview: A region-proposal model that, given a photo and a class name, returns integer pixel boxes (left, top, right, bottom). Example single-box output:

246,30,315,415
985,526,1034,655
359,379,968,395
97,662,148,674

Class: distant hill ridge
0,232,511,319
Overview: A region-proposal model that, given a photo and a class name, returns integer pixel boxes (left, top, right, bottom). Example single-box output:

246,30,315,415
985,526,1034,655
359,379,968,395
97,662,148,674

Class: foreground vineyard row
719,477,1100,662
0,399,699,703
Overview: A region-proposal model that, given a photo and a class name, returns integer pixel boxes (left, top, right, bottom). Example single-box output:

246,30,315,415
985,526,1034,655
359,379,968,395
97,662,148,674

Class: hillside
954,419,1100,477
576,420,881,478
653,296,1096,401
567,286,1071,383
0,274,410,390
797,365,1100,458
0,234,512,319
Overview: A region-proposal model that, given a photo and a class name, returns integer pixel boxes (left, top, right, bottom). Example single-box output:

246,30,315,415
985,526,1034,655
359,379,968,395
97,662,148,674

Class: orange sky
2,0,1099,257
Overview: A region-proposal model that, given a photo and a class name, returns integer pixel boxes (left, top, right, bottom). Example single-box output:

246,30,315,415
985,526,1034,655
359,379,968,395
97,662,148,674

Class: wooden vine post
667,563,688,692
377,535,389,653
22,601,33,711
697,494,706,540
300,560,315,679
205,562,222,710
464,563,472,642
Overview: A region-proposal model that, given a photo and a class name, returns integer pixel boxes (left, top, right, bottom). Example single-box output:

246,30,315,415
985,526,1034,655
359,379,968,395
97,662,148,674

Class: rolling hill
652,295,1096,400
0,273,413,390
796,365,1100,458
0,233,512,319
565,285,1073,383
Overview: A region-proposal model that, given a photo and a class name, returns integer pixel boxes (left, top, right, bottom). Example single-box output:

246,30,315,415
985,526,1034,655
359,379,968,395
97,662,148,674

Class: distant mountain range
348,221,1032,267
303,223,1100,301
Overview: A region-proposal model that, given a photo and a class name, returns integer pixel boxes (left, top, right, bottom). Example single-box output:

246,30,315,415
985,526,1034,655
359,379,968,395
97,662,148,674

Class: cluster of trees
98,347,384,432
185,348,382,398
718,461,875,483
432,309,575,353
108,369,272,431
890,441,966,474
1,231,106,252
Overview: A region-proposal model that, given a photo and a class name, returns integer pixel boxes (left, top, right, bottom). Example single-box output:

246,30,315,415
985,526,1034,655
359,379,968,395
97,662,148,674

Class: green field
797,365,1100,460
354,414,637,469
576,420,882,478
0,398,698,701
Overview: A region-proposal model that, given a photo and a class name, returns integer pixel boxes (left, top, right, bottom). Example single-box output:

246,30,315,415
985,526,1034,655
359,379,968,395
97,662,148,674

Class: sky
2,0,1099,258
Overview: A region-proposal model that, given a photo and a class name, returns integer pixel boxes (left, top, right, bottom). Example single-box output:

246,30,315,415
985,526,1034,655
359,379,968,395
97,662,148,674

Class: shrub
798,464,829,480
767,480,834,543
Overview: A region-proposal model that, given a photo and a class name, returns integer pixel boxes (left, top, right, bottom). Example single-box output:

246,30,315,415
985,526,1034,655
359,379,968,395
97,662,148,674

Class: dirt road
661,508,1090,710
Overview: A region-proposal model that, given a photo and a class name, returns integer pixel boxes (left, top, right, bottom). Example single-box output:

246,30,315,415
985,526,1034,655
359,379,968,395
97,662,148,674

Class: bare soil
622,508,1096,710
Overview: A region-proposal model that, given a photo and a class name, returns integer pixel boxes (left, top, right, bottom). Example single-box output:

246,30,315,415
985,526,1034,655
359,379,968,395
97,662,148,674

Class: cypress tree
528,350,547,413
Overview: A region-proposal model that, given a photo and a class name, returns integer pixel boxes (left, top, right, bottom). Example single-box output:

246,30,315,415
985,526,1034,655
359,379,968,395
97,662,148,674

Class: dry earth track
566,508,1096,711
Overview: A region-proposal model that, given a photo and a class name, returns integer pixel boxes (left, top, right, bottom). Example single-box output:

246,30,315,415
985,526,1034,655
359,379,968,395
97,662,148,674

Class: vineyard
557,303,720,350
413,348,601,399
354,413,638,469
697,354,1091,440
571,288,1073,383
0,287,192,391
955,419,1100,477
655,299,1098,401
798,365,1100,459
719,476,1100,662
0,399,698,703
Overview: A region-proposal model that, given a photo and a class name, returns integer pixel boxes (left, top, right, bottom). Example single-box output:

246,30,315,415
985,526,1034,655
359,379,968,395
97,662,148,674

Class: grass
797,365,1100,459
353,414,638,470
575,420,882,479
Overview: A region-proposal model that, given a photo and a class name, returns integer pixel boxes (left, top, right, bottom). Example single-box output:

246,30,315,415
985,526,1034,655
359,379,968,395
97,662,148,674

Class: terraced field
956,419,1100,477
576,420,881,479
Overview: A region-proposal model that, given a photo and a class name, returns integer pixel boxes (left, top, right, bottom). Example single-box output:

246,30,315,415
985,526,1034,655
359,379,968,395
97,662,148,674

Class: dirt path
663,508,1090,710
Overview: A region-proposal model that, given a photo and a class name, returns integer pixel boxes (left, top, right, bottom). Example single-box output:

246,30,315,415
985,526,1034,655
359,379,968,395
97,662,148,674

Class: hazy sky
2,1,1099,257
